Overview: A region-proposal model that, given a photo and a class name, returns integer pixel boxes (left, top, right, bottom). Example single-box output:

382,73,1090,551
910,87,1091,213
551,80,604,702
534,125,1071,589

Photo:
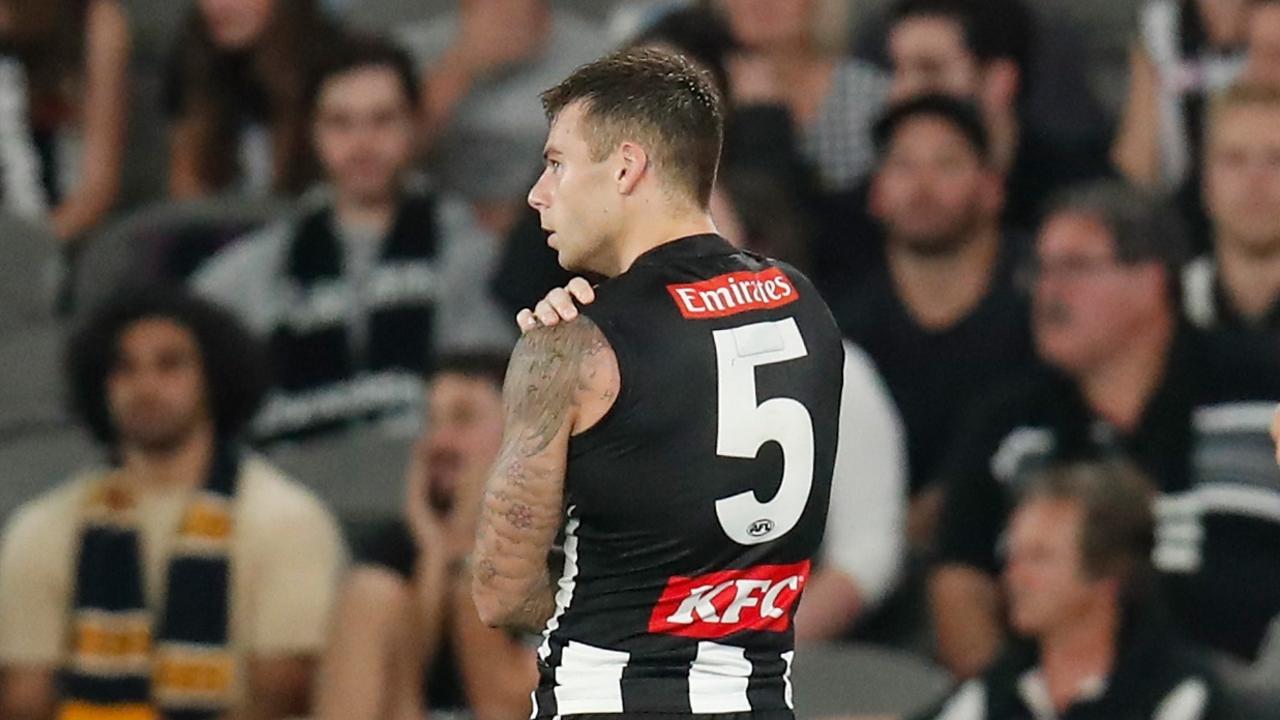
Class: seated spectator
194,36,513,443
1113,0,1249,193
919,461,1221,720
885,0,1110,234
930,181,1280,678
316,351,538,720
0,287,346,719
0,0,129,242
1243,0,1280,88
401,0,612,235
165,0,342,199
717,0,889,195
1185,82,1280,340
835,96,1035,549
1113,0,1251,248
818,0,1109,299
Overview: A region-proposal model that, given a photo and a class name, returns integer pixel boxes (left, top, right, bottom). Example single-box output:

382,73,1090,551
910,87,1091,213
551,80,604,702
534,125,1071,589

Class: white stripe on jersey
782,650,795,709
539,512,581,661
688,641,753,714
554,641,630,715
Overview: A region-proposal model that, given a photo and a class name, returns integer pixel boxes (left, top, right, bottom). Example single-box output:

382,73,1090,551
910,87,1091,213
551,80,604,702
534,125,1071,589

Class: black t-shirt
534,234,845,718
935,327,1280,661
356,520,468,712
914,612,1222,720
833,243,1037,496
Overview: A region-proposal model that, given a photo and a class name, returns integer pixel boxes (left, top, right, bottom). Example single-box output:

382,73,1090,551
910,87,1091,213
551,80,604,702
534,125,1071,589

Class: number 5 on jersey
712,318,815,545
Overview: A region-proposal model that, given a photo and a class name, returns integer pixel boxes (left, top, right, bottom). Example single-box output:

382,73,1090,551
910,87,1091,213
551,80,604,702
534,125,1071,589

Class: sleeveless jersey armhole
568,308,633,445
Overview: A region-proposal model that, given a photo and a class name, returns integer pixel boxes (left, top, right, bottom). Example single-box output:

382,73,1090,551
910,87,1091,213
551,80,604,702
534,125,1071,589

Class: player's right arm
471,315,618,632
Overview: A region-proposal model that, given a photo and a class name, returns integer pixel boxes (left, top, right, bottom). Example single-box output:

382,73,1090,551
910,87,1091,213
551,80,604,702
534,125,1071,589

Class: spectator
1113,0,1251,249
401,0,612,235
0,287,345,720
0,0,129,242
194,36,512,444
919,461,1221,720
930,181,1280,678
1186,82,1280,339
315,351,538,720
165,0,343,199
1243,0,1280,88
718,0,889,195
885,0,1109,234
1113,0,1249,192
835,96,1035,548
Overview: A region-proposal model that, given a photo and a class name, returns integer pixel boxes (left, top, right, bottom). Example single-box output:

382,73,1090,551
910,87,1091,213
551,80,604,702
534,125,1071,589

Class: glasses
1015,255,1127,289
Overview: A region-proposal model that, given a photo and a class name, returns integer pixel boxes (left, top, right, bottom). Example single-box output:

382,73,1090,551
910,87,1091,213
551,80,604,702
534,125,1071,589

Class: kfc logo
647,561,809,639
666,268,799,319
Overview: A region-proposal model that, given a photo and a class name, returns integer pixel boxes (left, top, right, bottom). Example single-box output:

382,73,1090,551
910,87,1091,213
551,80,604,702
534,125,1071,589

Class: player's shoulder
510,316,618,403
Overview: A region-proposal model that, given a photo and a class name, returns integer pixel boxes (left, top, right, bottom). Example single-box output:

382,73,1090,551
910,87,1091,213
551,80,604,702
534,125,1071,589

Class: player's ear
616,142,648,195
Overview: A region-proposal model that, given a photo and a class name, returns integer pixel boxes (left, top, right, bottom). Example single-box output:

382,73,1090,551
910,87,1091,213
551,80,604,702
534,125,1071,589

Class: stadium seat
0,213,60,336
0,425,101,527
0,322,68,435
790,642,951,719
265,425,415,522
73,196,290,312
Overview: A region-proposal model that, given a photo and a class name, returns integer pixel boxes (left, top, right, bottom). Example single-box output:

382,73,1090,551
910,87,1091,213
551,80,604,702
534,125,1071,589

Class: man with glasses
929,181,1280,679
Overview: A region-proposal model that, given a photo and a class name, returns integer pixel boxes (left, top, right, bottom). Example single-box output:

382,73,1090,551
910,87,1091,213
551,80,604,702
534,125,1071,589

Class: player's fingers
516,308,539,333
547,287,579,320
566,276,595,304
534,299,561,326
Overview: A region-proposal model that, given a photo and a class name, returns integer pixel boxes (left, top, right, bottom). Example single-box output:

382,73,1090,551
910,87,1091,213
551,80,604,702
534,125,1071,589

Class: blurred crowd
2,0,1280,719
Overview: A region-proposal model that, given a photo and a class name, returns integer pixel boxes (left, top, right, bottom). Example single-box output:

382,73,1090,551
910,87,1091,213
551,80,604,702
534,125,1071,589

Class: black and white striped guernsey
532,234,844,718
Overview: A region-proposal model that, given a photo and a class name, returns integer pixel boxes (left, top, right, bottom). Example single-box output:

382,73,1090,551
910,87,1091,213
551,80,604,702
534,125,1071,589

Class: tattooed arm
472,316,618,631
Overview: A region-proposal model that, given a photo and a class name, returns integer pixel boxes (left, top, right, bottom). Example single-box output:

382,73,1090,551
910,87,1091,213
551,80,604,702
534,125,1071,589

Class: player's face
422,373,505,513
198,0,275,50
1031,213,1162,375
720,0,816,50
1005,499,1103,636
871,116,998,254
888,17,983,103
313,66,416,207
107,319,212,454
528,101,622,274
1205,103,1280,254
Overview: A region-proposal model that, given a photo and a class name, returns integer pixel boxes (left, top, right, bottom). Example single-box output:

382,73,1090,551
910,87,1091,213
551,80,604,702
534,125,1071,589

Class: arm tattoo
472,316,612,631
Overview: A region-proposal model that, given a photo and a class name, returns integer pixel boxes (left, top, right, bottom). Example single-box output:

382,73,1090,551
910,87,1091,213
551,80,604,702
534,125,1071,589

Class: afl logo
747,519,775,538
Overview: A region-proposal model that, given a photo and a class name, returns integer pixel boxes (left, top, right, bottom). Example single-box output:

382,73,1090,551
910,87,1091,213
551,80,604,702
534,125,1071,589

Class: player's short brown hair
540,47,724,208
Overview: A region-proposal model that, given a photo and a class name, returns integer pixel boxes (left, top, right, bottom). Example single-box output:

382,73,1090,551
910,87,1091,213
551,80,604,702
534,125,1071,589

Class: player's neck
611,207,719,276
887,223,1001,330
119,424,216,494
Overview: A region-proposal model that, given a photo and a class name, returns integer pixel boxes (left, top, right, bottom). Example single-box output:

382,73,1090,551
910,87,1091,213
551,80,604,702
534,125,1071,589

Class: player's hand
516,277,596,333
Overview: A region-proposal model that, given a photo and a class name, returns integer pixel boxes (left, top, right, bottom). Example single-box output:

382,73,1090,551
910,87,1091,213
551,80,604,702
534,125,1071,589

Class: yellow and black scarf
59,445,240,720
